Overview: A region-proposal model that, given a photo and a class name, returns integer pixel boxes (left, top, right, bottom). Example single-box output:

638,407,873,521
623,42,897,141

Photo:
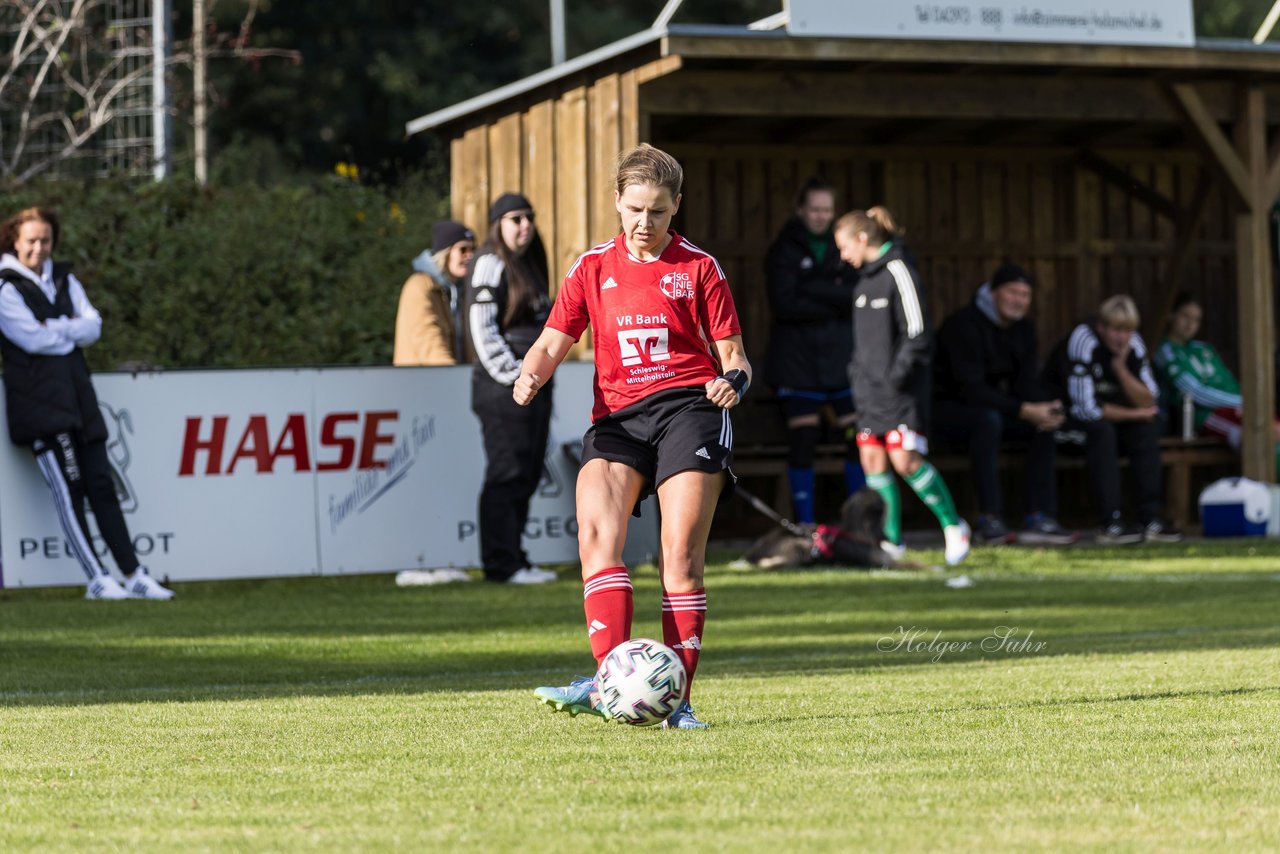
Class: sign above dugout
786,0,1195,47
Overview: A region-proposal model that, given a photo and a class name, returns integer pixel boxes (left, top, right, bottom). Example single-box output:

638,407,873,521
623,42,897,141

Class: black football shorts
581,385,736,514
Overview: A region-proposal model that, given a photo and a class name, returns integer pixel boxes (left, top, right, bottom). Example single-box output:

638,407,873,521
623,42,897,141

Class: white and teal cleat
534,676,606,719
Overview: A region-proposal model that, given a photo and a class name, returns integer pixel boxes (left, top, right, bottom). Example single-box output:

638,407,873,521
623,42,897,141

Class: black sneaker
1096,521,1144,546
1018,516,1079,546
974,515,1014,545
1142,519,1184,543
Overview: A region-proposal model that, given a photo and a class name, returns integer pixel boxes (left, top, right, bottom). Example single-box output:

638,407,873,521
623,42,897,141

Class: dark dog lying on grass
744,488,912,570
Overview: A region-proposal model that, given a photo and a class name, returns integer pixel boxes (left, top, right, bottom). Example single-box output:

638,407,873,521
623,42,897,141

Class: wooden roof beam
643,70,1226,125
1078,149,1183,221
663,33,1280,75
1169,82,1253,207
959,119,1041,145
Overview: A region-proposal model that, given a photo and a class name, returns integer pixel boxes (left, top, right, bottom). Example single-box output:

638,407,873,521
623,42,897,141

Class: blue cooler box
1199,478,1270,537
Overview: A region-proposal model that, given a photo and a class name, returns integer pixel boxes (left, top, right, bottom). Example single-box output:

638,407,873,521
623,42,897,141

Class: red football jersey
547,231,742,421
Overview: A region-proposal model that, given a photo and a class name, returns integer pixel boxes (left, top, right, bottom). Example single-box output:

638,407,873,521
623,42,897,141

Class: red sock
583,567,633,665
662,588,706,698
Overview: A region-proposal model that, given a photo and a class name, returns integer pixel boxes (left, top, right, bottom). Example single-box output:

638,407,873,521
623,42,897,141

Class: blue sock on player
844,461,866,495
787,466,816,524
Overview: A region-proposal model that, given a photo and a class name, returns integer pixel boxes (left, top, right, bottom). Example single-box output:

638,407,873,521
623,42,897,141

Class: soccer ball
596,638,687,727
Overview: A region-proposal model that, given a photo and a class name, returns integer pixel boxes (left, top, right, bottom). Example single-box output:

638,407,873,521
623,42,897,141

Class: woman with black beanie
464,193,557,584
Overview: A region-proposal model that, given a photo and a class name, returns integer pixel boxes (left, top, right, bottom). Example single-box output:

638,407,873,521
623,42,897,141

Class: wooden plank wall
449,99,1237,431
449,73,648,294
665,143,1237,442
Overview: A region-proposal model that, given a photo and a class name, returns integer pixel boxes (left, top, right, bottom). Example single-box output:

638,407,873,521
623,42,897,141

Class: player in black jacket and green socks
834,207,970,566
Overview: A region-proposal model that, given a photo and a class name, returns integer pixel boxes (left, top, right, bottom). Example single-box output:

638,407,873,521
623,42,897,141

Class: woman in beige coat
393,220,476,365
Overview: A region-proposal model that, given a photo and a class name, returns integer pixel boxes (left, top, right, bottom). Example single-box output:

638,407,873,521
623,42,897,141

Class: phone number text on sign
914,6,1005,27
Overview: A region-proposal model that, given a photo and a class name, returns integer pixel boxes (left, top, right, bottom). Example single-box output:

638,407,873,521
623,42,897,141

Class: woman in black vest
0,207,174,599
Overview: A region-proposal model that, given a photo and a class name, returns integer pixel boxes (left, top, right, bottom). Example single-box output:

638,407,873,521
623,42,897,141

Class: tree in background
206,0,777,181
0,0,296,187
202,0,1279,183
1197,0,1277,41
1,0,161,184
5,1,1271,186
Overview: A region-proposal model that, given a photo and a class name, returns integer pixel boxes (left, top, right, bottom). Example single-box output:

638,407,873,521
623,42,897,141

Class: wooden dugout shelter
408,23,1280,484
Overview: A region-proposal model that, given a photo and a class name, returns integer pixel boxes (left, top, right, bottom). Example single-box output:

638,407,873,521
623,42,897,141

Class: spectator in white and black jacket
1042,295,1181,544
0,207,174,600
763,177,862,524
933,263,1075,545
463,193,557,585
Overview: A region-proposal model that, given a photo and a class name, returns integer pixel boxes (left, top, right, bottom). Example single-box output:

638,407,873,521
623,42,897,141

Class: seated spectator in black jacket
934,264,1075,545
1042,295,1182,544
763,177,862,524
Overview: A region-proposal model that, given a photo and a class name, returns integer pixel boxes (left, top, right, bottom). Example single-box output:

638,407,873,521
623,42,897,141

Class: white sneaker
395,568,473,586
85,575,130,600
944,520,972,566
880,540,907,561
505,566,557,585
123,567,176,600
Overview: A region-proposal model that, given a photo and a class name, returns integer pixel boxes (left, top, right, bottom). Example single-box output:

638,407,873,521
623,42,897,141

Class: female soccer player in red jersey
515,144,750,729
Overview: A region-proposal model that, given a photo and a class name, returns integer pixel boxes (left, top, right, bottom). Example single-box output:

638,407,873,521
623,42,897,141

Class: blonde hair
615,143,683,198
1099,294,1140,329
834,205,902,245
431,247,463,284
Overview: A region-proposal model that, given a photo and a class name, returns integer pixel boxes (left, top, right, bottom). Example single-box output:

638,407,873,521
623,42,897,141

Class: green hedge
0,171,448,370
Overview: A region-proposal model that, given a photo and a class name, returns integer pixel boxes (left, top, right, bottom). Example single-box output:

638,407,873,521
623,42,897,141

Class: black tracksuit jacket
763,217,854,391
848,245,933,433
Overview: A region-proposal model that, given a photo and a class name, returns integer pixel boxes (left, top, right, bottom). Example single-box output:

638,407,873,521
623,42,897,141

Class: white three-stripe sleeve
1171,371,1241,409
468,254,522,385
1065,325,1103,421
887,260,925,338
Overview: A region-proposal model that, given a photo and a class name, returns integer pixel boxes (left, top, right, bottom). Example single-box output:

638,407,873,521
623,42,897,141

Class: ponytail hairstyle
486,217,549,328
1,207,59,256
834,205,902,245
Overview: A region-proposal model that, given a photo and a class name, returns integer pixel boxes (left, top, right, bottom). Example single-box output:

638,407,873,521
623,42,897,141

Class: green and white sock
865,471,901,545
904,462,961,531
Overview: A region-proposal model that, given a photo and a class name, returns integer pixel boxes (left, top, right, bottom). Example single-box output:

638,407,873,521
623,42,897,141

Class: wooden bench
732,435,1236,529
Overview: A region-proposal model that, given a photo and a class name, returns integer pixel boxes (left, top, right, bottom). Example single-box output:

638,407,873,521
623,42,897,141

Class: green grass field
3,540,1279,852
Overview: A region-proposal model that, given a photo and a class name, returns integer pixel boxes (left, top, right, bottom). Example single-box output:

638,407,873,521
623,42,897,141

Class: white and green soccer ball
596,638,688,726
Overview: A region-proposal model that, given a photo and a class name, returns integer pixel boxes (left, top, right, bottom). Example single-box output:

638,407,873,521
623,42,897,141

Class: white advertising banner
786,0,1195,47
0,363,658,588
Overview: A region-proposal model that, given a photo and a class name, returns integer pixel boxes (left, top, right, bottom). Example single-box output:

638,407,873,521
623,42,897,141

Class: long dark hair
487,219,549,328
